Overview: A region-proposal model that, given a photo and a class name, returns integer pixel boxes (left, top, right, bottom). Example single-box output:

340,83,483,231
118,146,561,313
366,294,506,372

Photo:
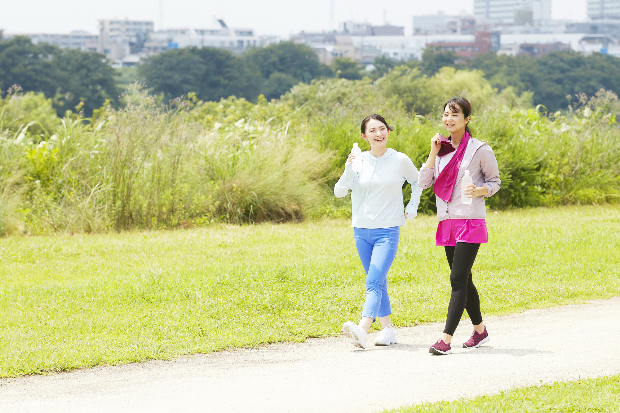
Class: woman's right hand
346,153,356,165
430,134,442,156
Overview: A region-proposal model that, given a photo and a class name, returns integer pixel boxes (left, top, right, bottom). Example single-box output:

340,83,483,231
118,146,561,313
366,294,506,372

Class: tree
52,49,118,116
0,36,57,98
0,37,117,116
369,55,398,80
262,72,301,101
138,47,262,102
420,47,460,76
332,57,363,80
243,41,330,84
468,51,620,111
535,51,620,110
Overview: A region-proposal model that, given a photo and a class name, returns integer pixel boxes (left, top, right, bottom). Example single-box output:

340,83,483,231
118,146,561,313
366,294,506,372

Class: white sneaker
342,321,368,349
374,325,398,346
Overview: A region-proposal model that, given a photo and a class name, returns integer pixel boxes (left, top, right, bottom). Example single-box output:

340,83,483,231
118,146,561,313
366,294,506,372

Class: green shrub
1,77,619,235
0,89,60,139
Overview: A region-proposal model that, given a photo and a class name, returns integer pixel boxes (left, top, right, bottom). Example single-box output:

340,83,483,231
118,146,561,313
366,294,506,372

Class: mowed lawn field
387,374,620,413
0,205,619,378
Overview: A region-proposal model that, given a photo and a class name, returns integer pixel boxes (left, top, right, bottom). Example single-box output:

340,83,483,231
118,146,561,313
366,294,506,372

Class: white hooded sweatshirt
334,148,423,229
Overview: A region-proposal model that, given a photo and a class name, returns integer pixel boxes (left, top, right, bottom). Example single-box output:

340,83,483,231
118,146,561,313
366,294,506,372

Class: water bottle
461,170,473,205
351,143,363,172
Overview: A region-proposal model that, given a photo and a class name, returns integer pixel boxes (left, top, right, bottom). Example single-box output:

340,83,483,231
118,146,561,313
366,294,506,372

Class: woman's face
442,104,470,135
362,119,389,150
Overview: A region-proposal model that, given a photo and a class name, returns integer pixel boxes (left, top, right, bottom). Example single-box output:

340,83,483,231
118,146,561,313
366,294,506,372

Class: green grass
0,205,619,377
386,374,620,412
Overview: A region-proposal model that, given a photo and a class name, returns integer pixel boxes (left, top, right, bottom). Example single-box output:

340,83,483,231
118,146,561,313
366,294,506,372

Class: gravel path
2,298,619,413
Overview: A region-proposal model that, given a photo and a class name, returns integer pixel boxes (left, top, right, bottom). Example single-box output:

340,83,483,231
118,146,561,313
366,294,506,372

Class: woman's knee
366,277,385,292
449,271,470,291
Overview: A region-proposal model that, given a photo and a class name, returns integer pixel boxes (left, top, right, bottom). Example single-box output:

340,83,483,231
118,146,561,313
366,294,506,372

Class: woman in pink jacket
418,97,501,355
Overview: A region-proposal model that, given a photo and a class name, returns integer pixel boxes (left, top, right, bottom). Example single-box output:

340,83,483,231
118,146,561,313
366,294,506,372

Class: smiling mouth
375,137,385,142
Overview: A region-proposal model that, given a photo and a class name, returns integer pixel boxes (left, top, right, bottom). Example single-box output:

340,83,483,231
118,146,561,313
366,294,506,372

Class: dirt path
2,298,619,413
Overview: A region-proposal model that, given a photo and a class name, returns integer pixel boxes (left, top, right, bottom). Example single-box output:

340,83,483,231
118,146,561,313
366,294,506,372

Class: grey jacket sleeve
418,165,436,190
479,146,501,197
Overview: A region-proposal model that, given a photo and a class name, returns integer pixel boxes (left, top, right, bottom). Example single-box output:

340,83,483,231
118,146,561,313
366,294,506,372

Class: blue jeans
354,226,400,321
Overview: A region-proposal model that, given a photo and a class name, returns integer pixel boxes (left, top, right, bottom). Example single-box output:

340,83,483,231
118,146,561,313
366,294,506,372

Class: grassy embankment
1,205,619,378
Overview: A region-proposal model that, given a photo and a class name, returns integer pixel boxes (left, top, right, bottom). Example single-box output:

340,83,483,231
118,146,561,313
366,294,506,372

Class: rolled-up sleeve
418,165,436,190
479,146,501,197
334,163,356,198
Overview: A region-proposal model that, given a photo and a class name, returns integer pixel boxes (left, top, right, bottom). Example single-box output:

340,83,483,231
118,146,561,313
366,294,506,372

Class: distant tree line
418,47,620,111
0,36,117,116
3,35,620,115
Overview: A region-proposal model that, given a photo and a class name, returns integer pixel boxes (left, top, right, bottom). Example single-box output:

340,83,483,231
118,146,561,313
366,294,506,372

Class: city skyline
1,0,587,38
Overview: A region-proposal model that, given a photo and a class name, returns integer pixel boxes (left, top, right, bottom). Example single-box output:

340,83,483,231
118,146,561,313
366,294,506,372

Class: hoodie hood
361,148,396,164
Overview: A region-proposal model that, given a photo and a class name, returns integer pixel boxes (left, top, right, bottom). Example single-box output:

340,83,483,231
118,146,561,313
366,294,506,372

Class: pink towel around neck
433,132,471,202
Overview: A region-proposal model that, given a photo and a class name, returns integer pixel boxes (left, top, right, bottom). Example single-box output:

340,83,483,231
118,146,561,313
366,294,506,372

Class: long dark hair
444,97,472,135
360,114,394,134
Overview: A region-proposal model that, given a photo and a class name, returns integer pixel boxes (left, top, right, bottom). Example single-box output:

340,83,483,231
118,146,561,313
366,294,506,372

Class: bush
0,88,60,138
1,76,619,236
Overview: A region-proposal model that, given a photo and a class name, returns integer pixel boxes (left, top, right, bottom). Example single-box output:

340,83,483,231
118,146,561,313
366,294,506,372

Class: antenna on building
330,0,335,32
159,0,163,31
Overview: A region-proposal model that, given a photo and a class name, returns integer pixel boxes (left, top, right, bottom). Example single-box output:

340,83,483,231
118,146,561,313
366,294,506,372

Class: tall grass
1,86,331,234
1,73,619,235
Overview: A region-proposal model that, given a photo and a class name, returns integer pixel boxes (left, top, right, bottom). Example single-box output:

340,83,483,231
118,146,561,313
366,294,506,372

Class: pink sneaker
463,327,490,349
429,339,452,355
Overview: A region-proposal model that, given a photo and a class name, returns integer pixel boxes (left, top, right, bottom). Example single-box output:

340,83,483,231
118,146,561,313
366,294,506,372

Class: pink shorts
436,219,488,246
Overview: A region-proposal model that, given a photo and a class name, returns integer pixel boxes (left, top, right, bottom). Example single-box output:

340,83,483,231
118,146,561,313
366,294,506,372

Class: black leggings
443,243,483,336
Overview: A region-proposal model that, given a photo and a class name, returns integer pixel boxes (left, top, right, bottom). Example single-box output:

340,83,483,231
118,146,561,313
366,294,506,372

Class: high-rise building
588,0,620,19
474,0,551,24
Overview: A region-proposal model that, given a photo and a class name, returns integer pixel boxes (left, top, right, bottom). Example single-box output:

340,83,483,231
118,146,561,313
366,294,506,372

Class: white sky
0,0,587,37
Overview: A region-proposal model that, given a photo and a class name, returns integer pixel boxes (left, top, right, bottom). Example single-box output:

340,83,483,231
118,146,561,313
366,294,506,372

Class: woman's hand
346,153,356,164
430,133,442,156
423,134,442,169
463,185,488,198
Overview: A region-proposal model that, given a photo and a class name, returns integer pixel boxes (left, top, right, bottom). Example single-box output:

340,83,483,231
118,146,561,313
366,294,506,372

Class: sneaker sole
374,338,398,346
463,336,490,349
342,324,366,349
429,346,452,355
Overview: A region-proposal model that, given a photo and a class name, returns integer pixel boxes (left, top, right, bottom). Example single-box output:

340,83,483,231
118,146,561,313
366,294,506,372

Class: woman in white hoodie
335,114,423,349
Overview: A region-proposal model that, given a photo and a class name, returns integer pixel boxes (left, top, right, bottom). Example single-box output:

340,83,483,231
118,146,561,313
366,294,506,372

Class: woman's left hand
463,185,488,198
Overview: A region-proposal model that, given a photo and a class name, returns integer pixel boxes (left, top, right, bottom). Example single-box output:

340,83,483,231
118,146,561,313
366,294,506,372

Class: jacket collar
435,138,486,185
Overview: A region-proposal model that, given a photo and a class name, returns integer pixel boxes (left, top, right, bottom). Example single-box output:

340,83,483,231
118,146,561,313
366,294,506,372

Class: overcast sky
1,0,587,37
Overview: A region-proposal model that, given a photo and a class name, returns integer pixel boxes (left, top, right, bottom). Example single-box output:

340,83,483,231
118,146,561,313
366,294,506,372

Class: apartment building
588,0,620,19
474,0,551,24
413,12,477,35
339,21,405,36
145,20,260,54
98,19,154,60
426,31,499,58
19,31,99,52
